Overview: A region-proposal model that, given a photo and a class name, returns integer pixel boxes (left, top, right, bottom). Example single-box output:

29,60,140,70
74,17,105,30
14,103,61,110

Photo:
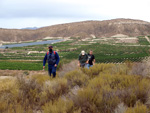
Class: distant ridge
21,27,39,30
0,18,150,42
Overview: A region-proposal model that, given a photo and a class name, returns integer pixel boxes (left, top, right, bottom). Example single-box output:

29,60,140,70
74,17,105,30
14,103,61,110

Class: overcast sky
0,0,150,29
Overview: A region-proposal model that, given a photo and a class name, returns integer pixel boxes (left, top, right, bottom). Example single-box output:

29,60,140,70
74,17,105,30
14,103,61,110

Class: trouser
48,65,57,77
80,63,88,68
87,64,93,69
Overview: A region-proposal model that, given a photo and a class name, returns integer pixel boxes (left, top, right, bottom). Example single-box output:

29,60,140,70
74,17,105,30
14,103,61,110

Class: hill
0,18,150,42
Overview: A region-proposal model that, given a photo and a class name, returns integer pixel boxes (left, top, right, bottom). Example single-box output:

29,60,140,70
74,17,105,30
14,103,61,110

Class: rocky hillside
0,18,150,42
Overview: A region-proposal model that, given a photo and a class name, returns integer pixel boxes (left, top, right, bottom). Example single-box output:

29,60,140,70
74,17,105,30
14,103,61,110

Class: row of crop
0,61,44,70
138,36,150,45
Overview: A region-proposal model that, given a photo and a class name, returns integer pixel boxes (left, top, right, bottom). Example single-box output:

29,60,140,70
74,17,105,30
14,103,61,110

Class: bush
125,102,149,113
42,98,74,113
72,87,99,113
1,62,150,112
43,78,69,102
81,63,115,78
72,87,120,113
0,77,33,113
71,73,150,113
31,74,51,85
17,75,43,109
65,70,88,87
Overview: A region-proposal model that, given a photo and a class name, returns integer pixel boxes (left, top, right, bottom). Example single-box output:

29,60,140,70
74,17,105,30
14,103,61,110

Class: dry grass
0,70,47,76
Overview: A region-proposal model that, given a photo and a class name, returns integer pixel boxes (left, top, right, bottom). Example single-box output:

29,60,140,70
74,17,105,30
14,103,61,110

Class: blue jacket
43,51,60,66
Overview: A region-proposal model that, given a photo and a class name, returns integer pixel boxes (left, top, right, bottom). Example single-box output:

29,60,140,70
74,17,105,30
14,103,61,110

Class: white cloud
0,17,97,29
0,0,150,28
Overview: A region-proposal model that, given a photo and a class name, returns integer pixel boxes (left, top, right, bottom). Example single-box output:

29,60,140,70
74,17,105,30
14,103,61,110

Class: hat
81,50,85,55
49,46,53,49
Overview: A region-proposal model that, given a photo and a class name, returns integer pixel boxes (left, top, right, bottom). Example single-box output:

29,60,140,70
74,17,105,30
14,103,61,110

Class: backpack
47,51,56,55
47,51,57,65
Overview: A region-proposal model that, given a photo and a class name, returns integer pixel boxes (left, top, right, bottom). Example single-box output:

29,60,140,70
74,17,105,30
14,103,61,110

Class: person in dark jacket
78,50,88,68
43,46,60,78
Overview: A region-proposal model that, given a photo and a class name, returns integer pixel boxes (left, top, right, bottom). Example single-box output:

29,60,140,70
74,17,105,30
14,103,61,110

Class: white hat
81,50,85,55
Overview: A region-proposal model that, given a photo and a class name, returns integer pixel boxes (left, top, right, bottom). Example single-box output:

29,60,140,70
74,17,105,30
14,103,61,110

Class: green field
138,36,150,45
0,36,150,70
0,61,44,70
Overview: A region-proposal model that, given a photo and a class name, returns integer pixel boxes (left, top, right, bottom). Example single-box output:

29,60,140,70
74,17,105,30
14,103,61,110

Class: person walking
43,46,60,78
87,50,95,68
78,50,88,68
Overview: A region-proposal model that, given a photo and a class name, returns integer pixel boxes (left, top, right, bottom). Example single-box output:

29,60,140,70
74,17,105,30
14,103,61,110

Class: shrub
0,78,18,93
72,88,99,113
17,76,42,109
72,87,120,113
0,102,33,113
81,63,115,78
88,74,138,91
1,62,150,112
125,102,148,113
31,74,51,85
43,78,69,102
71,73,150,113
42,98,74,113
0,77,28,113
65,70,88,87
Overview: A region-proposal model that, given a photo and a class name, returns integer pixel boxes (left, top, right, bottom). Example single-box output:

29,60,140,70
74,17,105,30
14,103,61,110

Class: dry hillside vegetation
0,18,150,42
0,59,150,113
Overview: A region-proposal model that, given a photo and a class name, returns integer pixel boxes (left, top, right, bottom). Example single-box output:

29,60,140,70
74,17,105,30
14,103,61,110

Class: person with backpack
87,50,95,68
78,50,88,68
43,46,60,78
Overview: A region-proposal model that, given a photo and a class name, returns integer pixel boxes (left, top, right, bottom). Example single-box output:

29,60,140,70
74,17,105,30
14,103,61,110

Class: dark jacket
43,51,60,66
78,53,88,64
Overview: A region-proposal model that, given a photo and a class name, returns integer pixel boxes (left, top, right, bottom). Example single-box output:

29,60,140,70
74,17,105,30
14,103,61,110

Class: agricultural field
0,36,150,112
0,35,150,70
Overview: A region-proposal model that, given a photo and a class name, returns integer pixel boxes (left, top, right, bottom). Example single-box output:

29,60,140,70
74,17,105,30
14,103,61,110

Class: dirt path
0,70,47,77
145,36,150,43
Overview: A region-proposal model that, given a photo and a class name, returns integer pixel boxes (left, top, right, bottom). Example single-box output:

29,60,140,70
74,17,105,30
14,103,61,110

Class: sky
0,0,150,29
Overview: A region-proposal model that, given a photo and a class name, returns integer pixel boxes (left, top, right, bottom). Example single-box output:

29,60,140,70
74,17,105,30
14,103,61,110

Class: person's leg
52,66,57,78
48,66,52,77
89,65,93,68
81,63,85,68
85,64,89,69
